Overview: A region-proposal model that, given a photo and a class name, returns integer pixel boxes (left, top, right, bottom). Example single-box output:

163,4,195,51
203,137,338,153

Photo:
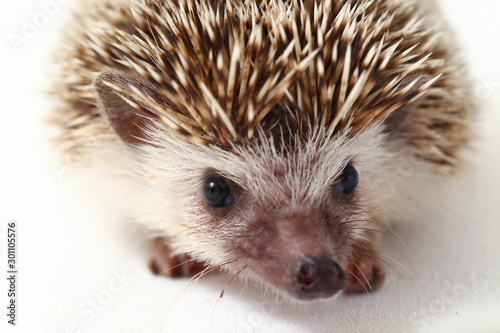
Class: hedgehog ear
93,71,159,146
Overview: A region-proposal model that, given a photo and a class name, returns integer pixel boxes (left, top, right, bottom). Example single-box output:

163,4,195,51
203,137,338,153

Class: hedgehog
50,0,474,300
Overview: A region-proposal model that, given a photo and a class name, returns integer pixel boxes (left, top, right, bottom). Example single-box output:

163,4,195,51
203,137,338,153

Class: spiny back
52,0,472,165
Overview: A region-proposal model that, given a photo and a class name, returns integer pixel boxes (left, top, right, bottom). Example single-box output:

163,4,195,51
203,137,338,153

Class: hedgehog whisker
344,267,371,296
372,250,423,287
162,259,237,328
368,221,408,247
153,257,198,276
346,218,408,248
351,260,373,290
348,227,389,235
354,246,419,291
209,265,247,332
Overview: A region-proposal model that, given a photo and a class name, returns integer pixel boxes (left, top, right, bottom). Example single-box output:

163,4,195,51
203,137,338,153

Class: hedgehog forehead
145,126,383,206
207,127,382,206
222,142,346,205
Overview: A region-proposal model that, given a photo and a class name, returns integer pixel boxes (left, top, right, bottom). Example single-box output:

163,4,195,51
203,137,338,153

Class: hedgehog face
127,127,387,300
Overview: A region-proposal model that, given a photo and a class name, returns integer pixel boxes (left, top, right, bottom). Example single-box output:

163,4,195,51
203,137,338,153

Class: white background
1,0,500,332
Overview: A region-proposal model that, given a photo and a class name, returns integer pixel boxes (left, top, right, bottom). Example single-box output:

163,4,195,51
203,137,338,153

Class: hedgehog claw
149,238,207,277
344,254,385,294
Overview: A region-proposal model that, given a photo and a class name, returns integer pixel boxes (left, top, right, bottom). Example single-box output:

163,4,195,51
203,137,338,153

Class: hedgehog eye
335,164,359,195
203,176,233,207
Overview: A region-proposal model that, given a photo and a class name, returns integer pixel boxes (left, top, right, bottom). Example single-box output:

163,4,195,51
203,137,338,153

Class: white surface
1,0,500,332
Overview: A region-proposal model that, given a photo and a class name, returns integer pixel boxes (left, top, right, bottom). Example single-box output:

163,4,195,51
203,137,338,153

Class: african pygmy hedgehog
50,0,474,300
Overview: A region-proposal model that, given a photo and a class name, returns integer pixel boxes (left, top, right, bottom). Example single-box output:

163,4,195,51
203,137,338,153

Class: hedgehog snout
294,256,345,300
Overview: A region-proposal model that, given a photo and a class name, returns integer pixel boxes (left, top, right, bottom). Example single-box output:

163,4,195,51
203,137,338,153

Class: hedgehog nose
294,256,345,299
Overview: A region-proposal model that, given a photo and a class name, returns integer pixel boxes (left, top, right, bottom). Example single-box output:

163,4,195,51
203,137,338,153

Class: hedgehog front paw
344,253,385,294
149,237,207,277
